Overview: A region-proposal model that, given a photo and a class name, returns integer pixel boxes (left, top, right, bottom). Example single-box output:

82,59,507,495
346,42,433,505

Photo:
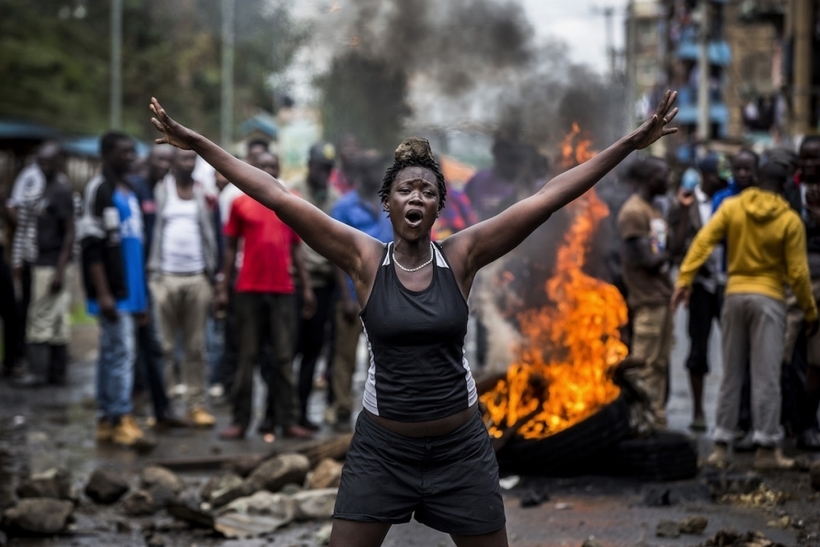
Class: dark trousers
134,308,170,421
0,249,19,371
685,283,723,376
231,292,297,430
295,284,336,422
14,262,32,362
220,286,239,394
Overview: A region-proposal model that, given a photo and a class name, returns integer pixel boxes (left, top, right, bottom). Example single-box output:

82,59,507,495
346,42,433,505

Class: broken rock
680,516,709,535
16,468,74,501
122,489,156,516
84,468,129,504
308,459,343,490
215,491,296,539
201,473,249,508
581,539,603,547
2,498,74,535
166,491,215,529
292,488,337,520
246,453,310,494
141,466,183,495
656,519,681,538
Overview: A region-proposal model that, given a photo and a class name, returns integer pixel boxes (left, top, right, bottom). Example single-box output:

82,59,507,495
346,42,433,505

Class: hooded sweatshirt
678,187,818,321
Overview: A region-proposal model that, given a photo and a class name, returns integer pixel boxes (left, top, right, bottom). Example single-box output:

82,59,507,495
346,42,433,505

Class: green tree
0,0,306,141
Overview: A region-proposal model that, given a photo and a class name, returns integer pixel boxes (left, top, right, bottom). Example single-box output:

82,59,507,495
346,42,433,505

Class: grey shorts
333,408,506,536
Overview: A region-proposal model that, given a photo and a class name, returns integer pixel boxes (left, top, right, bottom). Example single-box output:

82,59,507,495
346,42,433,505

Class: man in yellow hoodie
672,161,819,470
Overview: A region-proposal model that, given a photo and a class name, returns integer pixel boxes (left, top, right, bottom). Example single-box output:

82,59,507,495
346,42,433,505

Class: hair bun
395,137,434,164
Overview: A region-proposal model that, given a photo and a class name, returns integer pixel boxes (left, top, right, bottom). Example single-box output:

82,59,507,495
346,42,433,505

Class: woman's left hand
629,90,679,150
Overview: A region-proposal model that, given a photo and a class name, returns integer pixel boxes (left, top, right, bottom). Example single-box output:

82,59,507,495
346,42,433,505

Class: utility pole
697,0,710,142
221,0,235,148
625,1,637,131
792,0,813,136
110,0,123,130
592,5,618,77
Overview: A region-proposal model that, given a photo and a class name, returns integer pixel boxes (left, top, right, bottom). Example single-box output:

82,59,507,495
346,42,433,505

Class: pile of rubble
0,448,346,542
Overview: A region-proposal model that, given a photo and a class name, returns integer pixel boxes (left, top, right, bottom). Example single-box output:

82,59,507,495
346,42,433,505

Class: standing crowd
4,131,820,470
1,134,401,448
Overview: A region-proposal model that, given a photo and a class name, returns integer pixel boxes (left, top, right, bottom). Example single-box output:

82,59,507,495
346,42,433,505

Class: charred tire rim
496,394,631,476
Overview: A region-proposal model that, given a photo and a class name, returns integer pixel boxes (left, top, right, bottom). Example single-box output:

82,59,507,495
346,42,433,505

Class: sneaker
207,384,225,399
754,446,795,471
706,442,729,468
112,415,145,447
299,417,320,431
171,384,188,397
96,419,114,443
188,407,216,428
219,424,246,440
283,424,314,439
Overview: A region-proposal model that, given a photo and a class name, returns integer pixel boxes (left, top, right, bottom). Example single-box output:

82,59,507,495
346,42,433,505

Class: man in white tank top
147,149,218,427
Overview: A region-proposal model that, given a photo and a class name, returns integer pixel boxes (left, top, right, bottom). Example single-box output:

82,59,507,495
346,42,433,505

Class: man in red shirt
216,152,315,440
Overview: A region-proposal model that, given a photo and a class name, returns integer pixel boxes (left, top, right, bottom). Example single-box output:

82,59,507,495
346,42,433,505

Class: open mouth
405,210,423,226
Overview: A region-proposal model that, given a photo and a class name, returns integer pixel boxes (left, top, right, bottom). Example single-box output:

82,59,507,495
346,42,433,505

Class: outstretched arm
149,98,383,283
444,91,678,292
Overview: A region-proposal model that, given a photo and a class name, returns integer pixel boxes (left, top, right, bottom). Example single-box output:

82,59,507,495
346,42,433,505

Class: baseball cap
309,142,336,166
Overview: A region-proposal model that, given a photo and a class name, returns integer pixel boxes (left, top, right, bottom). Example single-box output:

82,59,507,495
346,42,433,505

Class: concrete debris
656,519,681,538
680,516,709,535
766,515,791,529
246,453,311,494
146,532,168,547
292,488,337,520
166,492,215,529
15,467,75,501
200,473,245,507
810,460,820,491
307,458,343,490
84,468,129,504
694,529,786,547
581,538,603,547
315,522,333,545
140,466,184,495
706,472,763,497
281,483,303,495
718,485,791,508
215,491,296,539
122,489,156,516
1,498,74,535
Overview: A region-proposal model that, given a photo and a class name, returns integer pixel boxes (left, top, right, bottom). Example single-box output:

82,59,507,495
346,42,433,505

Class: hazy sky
520,0,629,74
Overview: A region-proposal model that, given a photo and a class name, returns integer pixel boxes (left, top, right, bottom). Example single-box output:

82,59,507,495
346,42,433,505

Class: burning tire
608,431,698,481
495,394,630,476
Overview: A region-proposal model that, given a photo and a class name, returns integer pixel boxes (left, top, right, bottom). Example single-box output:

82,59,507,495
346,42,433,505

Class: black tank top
360,242,478,422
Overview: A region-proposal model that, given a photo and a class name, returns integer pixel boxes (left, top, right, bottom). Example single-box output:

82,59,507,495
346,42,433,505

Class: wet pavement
1,309,820,546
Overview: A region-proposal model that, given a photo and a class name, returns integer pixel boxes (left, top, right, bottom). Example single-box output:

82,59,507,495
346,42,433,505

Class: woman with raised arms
150,90,677,547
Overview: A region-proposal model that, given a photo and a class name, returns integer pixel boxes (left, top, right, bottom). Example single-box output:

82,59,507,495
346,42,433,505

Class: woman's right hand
150,97,196,150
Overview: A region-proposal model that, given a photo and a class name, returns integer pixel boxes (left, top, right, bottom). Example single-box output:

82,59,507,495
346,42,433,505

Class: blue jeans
96,312,136,422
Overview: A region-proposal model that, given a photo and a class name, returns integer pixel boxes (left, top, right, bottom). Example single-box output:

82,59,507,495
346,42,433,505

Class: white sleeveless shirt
160,178,204,274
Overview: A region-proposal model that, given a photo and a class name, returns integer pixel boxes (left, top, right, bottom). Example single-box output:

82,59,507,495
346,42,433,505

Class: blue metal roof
0,120,60,140
239,115,278,141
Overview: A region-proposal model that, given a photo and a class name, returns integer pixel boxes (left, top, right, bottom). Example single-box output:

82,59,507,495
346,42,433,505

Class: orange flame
480,127,628,441
561,123,596,170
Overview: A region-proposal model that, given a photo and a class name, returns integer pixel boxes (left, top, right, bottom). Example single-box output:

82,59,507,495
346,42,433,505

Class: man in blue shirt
78,131,150,449
329,151,393,432
712,149,758,212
